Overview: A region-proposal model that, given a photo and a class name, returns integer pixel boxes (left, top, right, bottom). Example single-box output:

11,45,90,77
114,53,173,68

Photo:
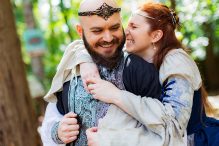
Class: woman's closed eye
129,25,138,30
129,23,138,29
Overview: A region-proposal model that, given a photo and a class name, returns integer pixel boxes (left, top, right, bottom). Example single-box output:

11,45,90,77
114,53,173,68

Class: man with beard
41,0,160,146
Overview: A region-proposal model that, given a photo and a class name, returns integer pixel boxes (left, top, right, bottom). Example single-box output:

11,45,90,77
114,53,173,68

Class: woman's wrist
111,90,129,114
111,89,123,104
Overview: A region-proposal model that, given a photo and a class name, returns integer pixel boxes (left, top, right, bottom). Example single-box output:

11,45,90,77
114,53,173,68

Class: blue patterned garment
68,57,126,146
161,76,193,130
161,76,219,146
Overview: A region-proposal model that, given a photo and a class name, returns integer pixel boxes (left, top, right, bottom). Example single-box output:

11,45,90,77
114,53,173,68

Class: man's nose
102,31,113,42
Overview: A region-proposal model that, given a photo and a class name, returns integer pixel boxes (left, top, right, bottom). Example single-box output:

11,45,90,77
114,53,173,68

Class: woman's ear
76,24,83,38
151,30,163,43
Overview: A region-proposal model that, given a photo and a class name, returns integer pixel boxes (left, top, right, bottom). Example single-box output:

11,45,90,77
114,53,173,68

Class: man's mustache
96,38,119,47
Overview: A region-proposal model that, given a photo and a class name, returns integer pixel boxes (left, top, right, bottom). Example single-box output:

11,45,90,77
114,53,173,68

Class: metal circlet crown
78,3,121,20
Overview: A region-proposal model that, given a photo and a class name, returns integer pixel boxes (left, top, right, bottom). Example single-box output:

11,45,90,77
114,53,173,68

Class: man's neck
95,52,124,70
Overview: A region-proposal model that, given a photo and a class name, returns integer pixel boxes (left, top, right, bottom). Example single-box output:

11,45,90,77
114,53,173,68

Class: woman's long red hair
140,2,215,116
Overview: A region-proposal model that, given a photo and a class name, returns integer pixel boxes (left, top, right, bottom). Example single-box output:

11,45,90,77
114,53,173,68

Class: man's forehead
81,13,122,29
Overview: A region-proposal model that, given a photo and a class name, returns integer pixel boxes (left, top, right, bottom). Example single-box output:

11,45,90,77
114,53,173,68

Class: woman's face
125,13,153,56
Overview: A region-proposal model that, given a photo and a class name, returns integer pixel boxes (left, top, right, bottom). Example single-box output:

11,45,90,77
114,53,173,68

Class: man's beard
82,30,125,69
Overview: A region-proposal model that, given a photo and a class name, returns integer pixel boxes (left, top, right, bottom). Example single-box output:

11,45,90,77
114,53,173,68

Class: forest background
0,0,219,145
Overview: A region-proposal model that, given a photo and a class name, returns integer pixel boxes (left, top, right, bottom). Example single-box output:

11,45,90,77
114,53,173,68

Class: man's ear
151,30,163,43
76,24,83,38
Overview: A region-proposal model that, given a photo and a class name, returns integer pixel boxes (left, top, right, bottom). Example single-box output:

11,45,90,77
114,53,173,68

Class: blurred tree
202,2,219,92
170,0,176,9
0,0,40,146
23,0,45,83
60,0,74,40
176,0,219,92
13,0,219,94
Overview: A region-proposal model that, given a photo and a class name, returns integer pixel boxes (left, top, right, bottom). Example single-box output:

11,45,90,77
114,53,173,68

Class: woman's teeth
127,40,134,43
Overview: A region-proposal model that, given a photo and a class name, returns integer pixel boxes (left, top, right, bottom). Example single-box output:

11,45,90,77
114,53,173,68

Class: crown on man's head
78,3,121,20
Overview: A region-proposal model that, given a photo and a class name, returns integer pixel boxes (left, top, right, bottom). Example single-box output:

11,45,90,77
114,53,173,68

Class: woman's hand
80,62,100,92
86,127,99,146
87,78,122,104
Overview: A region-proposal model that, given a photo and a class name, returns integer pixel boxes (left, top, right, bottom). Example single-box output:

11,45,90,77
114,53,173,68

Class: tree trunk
0,0,40,146
170,0,176,10
203,22,219,93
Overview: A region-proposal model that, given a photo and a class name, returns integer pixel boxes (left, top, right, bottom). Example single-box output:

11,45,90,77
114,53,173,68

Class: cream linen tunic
44,39,92,102
95,49,202,146
41,42,201,146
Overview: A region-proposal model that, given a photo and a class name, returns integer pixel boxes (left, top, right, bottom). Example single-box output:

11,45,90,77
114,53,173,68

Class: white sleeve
40,103,65,146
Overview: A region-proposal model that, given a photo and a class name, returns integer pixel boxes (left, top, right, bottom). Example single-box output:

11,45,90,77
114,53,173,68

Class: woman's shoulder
124,53,156,70
159,48,202,90
123,53,160,98
164,48,189,59
124,53,158,77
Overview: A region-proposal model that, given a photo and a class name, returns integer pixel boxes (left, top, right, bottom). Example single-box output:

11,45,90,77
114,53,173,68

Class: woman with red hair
83,2,219,146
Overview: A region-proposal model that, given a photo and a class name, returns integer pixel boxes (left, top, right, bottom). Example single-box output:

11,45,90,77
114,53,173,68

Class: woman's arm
80,62,100,92
70,40,101,92
88,75,193,136
115,75,193,134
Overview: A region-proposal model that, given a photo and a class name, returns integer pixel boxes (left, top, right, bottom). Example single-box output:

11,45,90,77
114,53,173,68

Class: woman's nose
125,28,130,36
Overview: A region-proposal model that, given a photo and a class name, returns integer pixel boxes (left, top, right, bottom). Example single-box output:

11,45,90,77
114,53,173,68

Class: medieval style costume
42,39,219,146
41,40,161,146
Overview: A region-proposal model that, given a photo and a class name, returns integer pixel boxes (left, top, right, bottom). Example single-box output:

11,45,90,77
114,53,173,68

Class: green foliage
175,0,219,60
13,0,219,91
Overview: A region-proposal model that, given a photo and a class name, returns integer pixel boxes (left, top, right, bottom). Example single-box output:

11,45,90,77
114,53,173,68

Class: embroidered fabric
67,56,126,146
51,121,64,144
161,75,194,135
69,77,99,146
